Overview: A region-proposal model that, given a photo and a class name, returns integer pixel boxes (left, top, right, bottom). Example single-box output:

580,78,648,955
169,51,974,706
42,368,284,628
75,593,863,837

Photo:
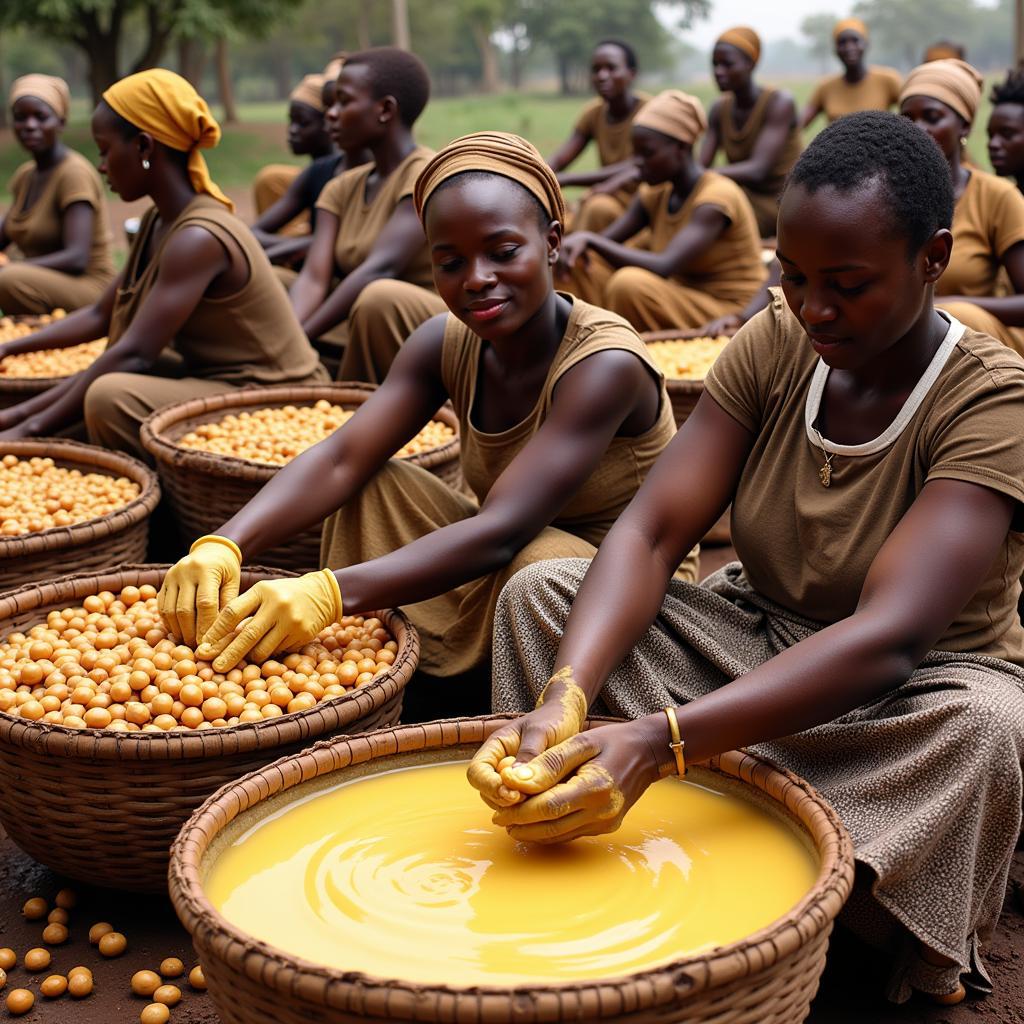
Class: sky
683,0,846,47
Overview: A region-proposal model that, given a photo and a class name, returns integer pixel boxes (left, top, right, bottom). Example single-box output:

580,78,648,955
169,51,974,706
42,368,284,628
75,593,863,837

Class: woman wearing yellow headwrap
801,17,902,128
900,59,1024,356
0,74,114,314
559,89,766,331
159,129,693,706
700,27,801,238
0,68,327,456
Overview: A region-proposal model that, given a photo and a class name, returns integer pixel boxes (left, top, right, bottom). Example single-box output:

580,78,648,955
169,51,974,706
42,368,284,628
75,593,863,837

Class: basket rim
642,330,735,392
169,716,855,1009
139,382,460,482
0,563,419,760
0,438,161,558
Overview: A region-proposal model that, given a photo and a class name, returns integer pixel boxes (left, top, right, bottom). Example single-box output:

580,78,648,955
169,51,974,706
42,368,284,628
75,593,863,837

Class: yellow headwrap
414,131,566,227
833,17,869,41
632,90,707,146
716,27,761,66
102,68,233,211
9,75,70,121
290,74,327,113
900,58,984,126
925,42,965,63
323,53,347,83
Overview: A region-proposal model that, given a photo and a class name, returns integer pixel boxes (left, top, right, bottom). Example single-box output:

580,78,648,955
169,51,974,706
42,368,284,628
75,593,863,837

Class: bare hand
700,313,742,337
556,232,592,276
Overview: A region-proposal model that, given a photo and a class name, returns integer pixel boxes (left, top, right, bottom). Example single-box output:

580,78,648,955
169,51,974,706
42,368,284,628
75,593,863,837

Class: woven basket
140,383,463,572
0,439,160,594
0,564,418,892
170,716,854,1024
0,314,88,409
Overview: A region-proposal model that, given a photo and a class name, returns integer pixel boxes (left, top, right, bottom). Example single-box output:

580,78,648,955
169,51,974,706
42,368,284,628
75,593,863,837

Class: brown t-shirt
574,92,652,167
704,288,1024,663
936,170,1024,298
717,89,802,200
638,172,766,305
315,146,434,290
809,67,902,121
5,149,115,282
110,195,327,385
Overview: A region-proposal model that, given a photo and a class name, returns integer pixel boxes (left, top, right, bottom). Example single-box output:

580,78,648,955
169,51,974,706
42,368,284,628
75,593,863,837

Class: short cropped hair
991,68,1024,108
594,39,638,72
344,47,431,127
785,110,953,254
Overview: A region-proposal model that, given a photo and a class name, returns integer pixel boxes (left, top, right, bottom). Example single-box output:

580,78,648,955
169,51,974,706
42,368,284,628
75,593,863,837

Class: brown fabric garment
574,92,651,168
716,89,802,238
252,163,307,237
315,146,434,289
0,149,114,310
808,66,903,121
0,263,110,315
705,289,1024,662
938,299,1024,358
109,194,327,385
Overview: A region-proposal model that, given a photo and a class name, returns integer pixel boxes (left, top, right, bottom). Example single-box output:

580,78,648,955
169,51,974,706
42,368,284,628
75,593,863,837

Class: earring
378,117,387,124
142,158,151,170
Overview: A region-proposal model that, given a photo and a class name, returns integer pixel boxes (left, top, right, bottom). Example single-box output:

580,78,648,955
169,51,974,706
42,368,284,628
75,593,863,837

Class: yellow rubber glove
196,569,343,672
157,534,242,647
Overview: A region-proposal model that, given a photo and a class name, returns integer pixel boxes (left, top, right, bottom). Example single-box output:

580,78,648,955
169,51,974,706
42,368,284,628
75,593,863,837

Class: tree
800,13,837,73
853,0,981,67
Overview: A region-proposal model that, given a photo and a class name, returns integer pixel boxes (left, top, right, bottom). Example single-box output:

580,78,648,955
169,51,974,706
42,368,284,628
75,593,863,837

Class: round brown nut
40,974,68,998
141,1003,171,1024
98,931,127,957
68,971,93,997
22,897,47,920
153,984,181,1006
6,988,33,1015
47,908,69,925
188,964,206,990
0,967,6,990
88,921,114,944
23,947,51,971
159,957,184,978
0,949,13,970
42,922,69,945
54,888,77,909
131,970,161,997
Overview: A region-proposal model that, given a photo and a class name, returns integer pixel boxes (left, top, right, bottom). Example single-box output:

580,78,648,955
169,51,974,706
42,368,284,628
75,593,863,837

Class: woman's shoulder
317,161,373,209
694,170,752,208
966,167,1024,204
947,322,1024,393
7,160,34,193
868,65,903,85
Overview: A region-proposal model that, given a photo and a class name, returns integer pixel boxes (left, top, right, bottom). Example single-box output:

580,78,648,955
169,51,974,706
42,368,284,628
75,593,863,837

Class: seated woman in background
158,132,694,705
801,18,901,128
471,111,1024,1008
560,90,765,332
0,75,115,314
987,68,1024,196
290,47,446,384
700,27,801,239
251,74,336,239
547,40,650,234
0,69,326,458
900,59,1024,356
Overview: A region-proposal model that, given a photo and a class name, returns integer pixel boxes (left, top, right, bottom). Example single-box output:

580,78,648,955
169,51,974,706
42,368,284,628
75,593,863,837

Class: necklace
813,427,834,487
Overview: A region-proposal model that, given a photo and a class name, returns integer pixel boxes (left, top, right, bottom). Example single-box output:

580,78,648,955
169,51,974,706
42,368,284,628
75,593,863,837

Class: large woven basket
140,383,462,572
0,314,92,409
0,439,160,594
170,717,854,1024
0,564,418,892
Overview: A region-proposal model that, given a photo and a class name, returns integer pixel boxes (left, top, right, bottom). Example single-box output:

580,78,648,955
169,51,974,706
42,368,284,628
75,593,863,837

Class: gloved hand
466,666,588,809
158,534,242,647
196,569,343,672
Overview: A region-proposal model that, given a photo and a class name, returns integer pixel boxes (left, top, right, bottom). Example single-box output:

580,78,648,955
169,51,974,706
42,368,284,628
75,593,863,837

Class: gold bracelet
663,706,686,777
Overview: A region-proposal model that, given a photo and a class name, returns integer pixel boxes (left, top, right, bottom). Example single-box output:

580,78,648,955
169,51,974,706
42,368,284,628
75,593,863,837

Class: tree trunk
357,2,372,49
177,38,206,86
131,0,180,75
557,53,572,96
470,21,500,93
391,0,410,50
86,38,122,104
216,36,238,124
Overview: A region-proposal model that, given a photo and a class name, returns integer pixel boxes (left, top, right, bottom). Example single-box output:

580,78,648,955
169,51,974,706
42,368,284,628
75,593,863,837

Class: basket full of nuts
0,439,160,594
641,328,737,428
140,383,462,572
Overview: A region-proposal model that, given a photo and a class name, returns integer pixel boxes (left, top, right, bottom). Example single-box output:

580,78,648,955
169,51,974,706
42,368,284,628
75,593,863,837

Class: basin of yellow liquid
205,761,818,987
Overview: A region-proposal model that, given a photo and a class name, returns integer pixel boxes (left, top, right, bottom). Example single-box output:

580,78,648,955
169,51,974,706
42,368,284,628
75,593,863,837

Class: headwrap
899,58,984,126
632,90,707,146
833,17,869,41
290,74,327,113
925,42,965,63
323,53,347,83
102,68,233,211
716,27,761,66
414,131,565,227
9,75,70,121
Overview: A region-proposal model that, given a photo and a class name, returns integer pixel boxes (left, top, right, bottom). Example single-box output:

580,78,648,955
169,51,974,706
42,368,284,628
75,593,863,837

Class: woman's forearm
21,248,88,275
302,266,378,339
586,234,672,276
558,161,634,189
951,293,1024,327
289,271,330,326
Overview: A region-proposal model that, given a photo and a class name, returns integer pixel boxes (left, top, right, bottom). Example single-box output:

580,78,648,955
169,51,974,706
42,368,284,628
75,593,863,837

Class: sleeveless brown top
441,295,676,547
109,195,327,385
717,89,802,200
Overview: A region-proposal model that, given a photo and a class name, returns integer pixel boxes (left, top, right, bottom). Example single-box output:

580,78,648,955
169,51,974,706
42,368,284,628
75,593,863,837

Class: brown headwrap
9,75,70,121
632,90,707,146
414,131,565,227
900,58,984,126
924,42,965,63
290,74,327,113
716,27,761,66
323,53,347,83
833,17,869,41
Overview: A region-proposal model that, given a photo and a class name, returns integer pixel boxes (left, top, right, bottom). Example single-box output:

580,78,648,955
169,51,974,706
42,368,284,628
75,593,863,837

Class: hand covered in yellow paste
490,721,662,844
158,534,242,646
196,569,343,671
467,666,588,810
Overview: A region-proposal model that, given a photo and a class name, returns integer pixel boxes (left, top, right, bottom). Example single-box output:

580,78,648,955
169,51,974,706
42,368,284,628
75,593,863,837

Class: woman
801,19,902,128
900,59,1024,356
469,112,1024,1007
290,47,446,384
159,132,696,695
547,40,650,234
0,75,115,314
988,68,1024,195
560,90,765,332
251,74,336,240
700,27,801,239
0,68,327,457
